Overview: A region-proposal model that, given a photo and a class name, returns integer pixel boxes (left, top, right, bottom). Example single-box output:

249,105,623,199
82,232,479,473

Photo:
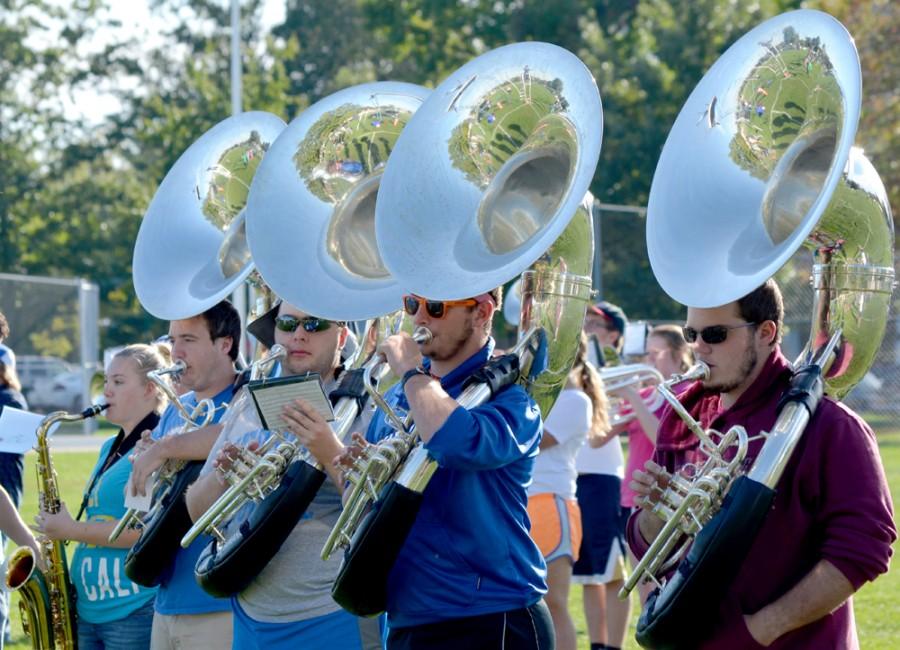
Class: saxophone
5,404,108,650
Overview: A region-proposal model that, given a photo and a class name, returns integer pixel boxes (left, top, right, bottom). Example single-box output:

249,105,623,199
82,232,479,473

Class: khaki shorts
150,610,233,650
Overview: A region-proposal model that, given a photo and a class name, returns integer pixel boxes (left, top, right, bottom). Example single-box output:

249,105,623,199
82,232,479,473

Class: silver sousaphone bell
377,42,602,302
133,112,286,319
645,9,894,397
246,82,430,321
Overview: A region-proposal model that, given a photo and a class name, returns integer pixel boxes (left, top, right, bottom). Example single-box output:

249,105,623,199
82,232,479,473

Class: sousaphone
125,112,285,586
185,82,430,597
325,41,603,616
628,10,894,648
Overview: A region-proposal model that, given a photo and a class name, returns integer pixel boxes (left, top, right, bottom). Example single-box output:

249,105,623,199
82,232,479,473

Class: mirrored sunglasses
274,315,334,333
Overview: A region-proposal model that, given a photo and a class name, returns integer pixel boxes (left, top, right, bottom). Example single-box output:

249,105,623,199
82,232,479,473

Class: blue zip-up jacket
366,339,547,628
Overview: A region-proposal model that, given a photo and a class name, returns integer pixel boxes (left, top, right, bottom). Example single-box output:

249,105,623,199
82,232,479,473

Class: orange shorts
527,493,583,563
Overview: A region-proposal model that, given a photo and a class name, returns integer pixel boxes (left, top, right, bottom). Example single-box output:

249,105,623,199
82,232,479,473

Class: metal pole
229,0,248,361
79,280,100,434
592,200,602,299
590,200,647,300
230,0,242,117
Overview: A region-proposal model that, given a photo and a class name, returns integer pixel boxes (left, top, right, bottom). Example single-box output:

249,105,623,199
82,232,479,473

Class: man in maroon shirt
627,279,895,648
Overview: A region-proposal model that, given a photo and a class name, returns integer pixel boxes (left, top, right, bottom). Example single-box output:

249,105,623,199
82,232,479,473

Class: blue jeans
78,599,154,650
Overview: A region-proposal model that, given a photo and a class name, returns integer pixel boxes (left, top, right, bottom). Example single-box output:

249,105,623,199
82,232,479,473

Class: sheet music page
0,407,57,453
248,373,334,433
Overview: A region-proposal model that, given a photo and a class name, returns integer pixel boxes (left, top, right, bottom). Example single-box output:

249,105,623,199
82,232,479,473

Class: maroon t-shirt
626,348,896,649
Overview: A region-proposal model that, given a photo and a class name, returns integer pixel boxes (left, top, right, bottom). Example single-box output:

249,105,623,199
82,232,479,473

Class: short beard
427,318,475,362
707,341,757,394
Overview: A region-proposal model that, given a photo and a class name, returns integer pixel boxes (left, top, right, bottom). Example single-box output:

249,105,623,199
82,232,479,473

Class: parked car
844,372,886,413
42,370,86,413
16,355,74,410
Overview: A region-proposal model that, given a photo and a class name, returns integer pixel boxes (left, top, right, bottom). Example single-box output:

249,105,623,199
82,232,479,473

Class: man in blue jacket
363,288,553,649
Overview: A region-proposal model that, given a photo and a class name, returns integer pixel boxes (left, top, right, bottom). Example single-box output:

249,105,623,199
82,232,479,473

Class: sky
64,0,286,121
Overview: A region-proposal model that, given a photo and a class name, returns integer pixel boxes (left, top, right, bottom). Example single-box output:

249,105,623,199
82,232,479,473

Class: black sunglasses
274,315,333,334
682,322,756,345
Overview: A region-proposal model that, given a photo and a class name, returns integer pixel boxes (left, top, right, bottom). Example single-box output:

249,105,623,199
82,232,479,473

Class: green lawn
5,428,899,648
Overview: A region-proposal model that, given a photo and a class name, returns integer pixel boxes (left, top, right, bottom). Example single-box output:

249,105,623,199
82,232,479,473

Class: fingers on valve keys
631,459,672,509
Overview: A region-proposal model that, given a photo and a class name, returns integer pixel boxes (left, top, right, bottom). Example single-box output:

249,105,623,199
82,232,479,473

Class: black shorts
572,474,628,584
386,601,555,650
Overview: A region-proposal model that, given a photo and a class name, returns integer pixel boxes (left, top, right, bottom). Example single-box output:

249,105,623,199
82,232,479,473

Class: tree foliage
0,0,896,351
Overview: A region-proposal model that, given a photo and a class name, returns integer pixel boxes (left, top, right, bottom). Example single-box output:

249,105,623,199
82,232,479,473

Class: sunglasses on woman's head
682,322,756,345
402,295,483,319
274,315,334,333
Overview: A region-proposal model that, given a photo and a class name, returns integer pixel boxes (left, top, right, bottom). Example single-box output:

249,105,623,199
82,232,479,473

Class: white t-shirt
574,417,625,478
528,389,591,500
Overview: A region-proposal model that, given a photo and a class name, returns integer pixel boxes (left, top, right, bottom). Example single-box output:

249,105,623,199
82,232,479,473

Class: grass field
5,427,899,648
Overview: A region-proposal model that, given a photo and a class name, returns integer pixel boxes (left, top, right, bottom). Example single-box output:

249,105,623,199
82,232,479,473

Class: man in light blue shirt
130,300,242,650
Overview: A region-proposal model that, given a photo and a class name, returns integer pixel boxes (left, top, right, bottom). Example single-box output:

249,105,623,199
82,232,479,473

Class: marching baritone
186,300,382,650
340,288,555,650
129,300,242,650
35,344,171,649
628,280,896,648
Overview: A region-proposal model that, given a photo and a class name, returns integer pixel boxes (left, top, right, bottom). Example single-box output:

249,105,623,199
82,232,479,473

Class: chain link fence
0,274,99,417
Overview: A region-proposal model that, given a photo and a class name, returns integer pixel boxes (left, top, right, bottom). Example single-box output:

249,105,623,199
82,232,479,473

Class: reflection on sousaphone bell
645,9,893,399
246,82,430,321
133,112,286,320
376,41,602,301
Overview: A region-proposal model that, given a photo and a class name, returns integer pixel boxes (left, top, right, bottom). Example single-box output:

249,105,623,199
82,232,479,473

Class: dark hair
0,311,8,341
649,324,692,373
737,278,784,344
199,301,242,361
570,332,610,442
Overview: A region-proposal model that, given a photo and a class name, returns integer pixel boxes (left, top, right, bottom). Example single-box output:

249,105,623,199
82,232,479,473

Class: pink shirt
620,382,687,508
620,386,660,508
626,349,895,649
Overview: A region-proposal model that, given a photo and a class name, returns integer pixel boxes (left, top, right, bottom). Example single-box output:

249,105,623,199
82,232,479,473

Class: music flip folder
248,373,335,434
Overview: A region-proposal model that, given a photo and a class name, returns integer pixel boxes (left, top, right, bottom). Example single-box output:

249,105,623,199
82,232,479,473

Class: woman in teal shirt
37,344,170,649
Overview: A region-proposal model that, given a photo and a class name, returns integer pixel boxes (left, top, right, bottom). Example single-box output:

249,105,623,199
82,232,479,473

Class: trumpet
108,360,217,543
600,364,665,427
